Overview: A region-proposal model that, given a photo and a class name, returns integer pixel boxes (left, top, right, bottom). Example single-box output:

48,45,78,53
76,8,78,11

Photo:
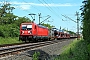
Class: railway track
0,39,75,58
0,40,60,58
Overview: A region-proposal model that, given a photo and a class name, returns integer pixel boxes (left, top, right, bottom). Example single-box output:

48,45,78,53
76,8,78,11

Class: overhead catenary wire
38,0,54,14
38,0,61,19
22,0,52,16
22,0,54,23
61,14,77,23
50,0,61,15
43,0,61,17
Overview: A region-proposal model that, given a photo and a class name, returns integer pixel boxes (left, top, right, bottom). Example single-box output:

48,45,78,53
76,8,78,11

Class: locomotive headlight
28,31,30,33
30,31,32,34
22,31,24,34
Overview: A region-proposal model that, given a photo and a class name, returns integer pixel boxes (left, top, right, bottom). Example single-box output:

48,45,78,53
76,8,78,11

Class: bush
87,44,90,55
0,25,9,37
0,24,19,38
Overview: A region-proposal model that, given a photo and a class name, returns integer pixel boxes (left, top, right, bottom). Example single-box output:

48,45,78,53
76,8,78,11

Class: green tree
14,16,31,27
80,0,90,43
41,23,54,29
0,3,16,24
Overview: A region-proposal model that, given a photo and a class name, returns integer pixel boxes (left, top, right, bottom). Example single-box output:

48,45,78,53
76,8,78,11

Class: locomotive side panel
36,24,48,36
36,25,49,40
32,23,37,36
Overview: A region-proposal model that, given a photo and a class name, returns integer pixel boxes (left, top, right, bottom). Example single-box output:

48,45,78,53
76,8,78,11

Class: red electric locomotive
19,22,49,42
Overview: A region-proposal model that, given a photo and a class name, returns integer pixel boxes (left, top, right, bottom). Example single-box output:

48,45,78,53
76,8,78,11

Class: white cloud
9,1,78,7
19,5,31,10
0,1,79,10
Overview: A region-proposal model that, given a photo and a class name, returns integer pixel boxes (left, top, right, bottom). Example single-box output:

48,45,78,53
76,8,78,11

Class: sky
0,0,83,32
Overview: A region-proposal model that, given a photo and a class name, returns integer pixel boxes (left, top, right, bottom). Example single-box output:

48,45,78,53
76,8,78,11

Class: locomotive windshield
21,24,32,30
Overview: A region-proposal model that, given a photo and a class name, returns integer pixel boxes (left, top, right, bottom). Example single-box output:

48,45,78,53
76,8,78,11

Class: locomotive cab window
27,25,32,30
22,25,27,30
21,24,32,30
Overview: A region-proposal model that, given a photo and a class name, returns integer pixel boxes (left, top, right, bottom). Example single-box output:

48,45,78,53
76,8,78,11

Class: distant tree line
80,0,90,43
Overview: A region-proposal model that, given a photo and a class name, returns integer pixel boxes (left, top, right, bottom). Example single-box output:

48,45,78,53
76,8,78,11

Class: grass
32,52,40,60
54,39,89,60
0,37,22,45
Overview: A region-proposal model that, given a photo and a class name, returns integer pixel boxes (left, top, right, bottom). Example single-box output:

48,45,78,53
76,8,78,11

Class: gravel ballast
0,39,74,60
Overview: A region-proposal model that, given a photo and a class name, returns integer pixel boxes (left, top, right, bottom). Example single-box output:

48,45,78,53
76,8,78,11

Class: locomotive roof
37,24,48,29
21,22,48,29
21,22,38,25
21,22,32,24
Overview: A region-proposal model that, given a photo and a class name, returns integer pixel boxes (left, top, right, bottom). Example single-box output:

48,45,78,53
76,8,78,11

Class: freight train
19,22,77,42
